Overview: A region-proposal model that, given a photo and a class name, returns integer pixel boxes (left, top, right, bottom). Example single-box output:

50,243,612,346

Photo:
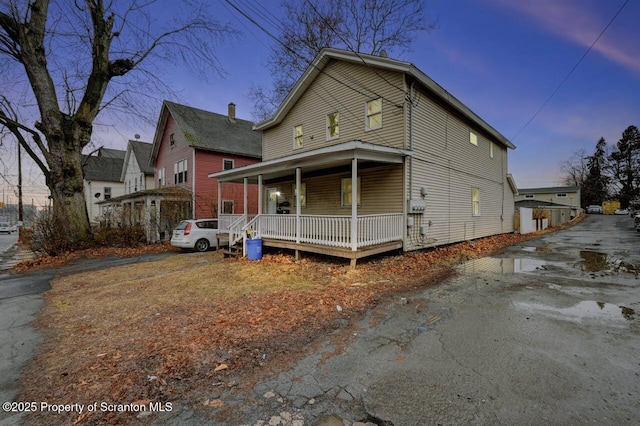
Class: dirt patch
17,229,570,425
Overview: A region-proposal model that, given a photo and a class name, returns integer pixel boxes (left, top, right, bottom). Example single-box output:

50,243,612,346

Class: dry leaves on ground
17,223,579,425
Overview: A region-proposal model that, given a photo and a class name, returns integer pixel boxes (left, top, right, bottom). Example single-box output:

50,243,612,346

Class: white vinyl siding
261,60,405,161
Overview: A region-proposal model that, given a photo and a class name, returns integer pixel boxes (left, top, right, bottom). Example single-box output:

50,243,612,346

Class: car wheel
194,238,210,252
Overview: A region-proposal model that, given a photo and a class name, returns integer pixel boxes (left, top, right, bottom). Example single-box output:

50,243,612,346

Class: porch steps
217,233,242,258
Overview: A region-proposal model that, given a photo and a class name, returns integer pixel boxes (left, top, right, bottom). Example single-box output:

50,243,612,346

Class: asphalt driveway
236,214,640,425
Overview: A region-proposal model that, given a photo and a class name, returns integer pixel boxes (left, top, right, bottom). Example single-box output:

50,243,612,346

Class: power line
512,0,631,141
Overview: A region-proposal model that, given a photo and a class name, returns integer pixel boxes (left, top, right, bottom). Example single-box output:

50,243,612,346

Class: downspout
296,168,301,244
217,180,221,218
191,150,196,218
258,174,263,215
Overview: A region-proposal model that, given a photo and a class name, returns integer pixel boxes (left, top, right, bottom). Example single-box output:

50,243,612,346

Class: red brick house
150,101,262,219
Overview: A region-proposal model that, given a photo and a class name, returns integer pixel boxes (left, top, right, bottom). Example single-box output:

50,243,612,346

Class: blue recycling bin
246,238,263,260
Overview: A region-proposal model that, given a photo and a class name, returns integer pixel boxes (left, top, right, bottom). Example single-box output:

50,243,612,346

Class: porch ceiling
209,140,412,184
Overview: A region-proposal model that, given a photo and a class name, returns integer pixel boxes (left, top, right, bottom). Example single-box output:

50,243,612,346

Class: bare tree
0,0,235,248
249,0,436,121
559,148,589,188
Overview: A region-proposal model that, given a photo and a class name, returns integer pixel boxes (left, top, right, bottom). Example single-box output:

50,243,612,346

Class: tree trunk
44,115,93,248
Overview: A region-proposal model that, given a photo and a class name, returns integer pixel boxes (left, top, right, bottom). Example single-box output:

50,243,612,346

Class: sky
1,0,639,208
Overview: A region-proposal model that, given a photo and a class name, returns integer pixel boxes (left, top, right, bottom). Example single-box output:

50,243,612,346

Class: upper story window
134,177,138,192
327,112,339,140
525,194,534,199
294,124,304,148
470,131,478,146
556,193,567,198
174,159,188,184
104,187,112,200
223,159,234,170
366,98,382,130
169,133,175,147
158,168,165,188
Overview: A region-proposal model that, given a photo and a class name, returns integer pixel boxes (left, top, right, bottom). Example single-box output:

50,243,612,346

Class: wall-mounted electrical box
407,199,426,214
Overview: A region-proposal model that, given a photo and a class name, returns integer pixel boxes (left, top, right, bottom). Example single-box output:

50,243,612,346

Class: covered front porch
210,141,411,267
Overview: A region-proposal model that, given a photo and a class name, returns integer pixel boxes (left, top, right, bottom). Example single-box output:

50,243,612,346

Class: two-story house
150,101,262,220
82,147,126,223
211,48,517,267
122,140,154,194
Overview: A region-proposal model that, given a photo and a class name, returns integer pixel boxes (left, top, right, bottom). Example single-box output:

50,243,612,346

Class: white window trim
470,131,478,146
326,111,339,140
222,200,234,214
293,124,303,149
341,177,361,207
292,183,307,207
223,158,234,170
472,187,480,216
365,98,382,131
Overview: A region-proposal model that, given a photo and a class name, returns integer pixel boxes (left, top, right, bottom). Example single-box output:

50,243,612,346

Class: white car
170,219,219,252
0,222,15,234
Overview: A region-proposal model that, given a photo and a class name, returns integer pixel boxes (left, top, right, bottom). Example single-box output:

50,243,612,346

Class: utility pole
18,140,23,242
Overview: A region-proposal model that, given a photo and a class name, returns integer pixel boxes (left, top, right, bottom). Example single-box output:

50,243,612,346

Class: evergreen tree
609,125,640,208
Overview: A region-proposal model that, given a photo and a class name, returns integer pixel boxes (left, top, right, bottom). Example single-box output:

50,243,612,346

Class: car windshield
0,223,9,227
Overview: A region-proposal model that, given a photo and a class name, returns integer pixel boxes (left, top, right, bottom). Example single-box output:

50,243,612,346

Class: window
490,141,494,158
341,178,361,207
327,112,339,140
294,124,303,148
556,193,567,198
366,98,382,130
196,220,218,229
292,183,307,207
169,133,175,147
472,187,480,216
525,194,534,199
174,159,188,184
134,177,138,192
104,187,112,200
470,131,478,146
158,168,165,188
222,200,234,214
223,159,234,170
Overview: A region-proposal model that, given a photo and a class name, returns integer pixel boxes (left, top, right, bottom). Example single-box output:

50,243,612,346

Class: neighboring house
515,186,581,224
82,147,126,223
149,100,262,220
98,139,191,242
122,140,154,194
211,48,517,266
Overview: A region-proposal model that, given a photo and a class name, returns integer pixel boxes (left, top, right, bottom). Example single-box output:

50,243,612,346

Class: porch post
243,177,248,216
258,174,263,215
296,167,301,244
351,158,358,252
217,180,222,217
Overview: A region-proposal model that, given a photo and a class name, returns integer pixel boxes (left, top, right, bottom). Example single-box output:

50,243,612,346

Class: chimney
228,102,236,123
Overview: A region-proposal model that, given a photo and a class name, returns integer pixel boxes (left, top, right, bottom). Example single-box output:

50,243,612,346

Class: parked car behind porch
170,219,219,252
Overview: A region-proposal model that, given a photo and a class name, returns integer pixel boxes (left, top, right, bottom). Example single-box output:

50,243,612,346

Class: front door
266,188,278,214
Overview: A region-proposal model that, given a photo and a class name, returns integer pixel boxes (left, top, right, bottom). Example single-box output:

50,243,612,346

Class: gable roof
82,148,126,182
121,140,154,180
150,101,262,166
518,186,580,195
255,47,515,150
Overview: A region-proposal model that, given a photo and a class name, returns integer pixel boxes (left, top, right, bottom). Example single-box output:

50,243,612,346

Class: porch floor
261,238,403,267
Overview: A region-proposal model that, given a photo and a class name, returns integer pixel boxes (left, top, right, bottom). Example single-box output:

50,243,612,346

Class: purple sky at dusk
2,0,639,207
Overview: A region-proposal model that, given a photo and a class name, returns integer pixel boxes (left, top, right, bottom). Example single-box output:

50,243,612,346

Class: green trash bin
246,238,262,260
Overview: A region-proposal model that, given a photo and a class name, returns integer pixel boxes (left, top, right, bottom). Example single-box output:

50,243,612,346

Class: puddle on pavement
456,257,552,274
514,300,636,323
521,246,551,253
575,251,639,273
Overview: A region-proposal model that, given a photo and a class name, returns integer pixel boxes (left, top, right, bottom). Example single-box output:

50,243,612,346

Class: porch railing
220,213,403,250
